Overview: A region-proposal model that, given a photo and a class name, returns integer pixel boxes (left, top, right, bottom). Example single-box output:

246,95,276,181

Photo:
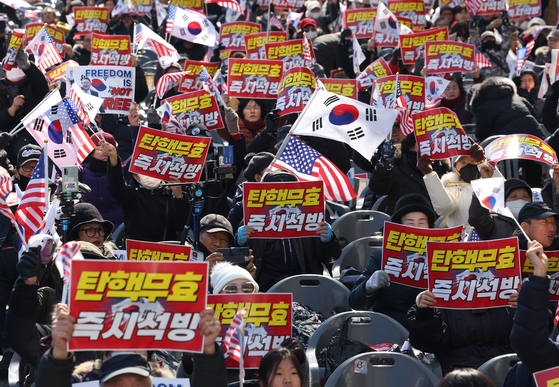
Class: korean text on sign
264,39,315,72
228,58,284,99
425,41,476,73
73,7,110,33
320,79,357,99
485,134,558,167
520,250,559,301
244,32,288,59
276,66,317,116
178,60,219,92
399,28,448,64
163,90,225,131
219,22,261,51
90,33,131,66
375,75,426,113
127,239,203,262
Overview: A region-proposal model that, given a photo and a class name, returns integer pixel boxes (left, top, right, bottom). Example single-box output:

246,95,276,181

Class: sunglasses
222,282,256,294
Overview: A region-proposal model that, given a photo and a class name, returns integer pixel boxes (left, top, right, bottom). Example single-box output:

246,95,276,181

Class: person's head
69,203,114,246
90,132,117,161
238,99,265,123
390,124,404,144
41,6,57,24
527,16,546,28
81,76,92,91
548,29,559,51
104,0,116,13
198,214,234,254
504,178,532,219
259,348,304,387
16,144,41,182
244,152,274,182
300,18,318,39
519,201,559,248
391,194,436,228
450,22,469,43
210,261,259,294
453,155,481,183
444,78,464,100
165,62,182,75
519,70,537,92
438,368,496,387
439,6,454,22
481,13,495,22
306,1,322,19
454,5,469,23
99,354,151,387
434,17,449,29
120,13,133,28
481,31,497,51
262,169,298,183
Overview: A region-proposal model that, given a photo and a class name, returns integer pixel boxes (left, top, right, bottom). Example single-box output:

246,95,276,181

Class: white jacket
423,171,472,228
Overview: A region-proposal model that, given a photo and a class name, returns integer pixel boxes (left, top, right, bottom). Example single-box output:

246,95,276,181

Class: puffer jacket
424,171,473,228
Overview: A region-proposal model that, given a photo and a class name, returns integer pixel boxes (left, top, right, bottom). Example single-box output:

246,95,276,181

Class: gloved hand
365,271,390,293
468,15,477,30
237,225,247,245
340,28,353,41
0,132,13,149
224,107,240,135
417,154,434,175
15,46,30,71
468,137,485,163
320,223,333,243
17,247,41,280
264,109,281,134
501,10,510,27
377,139,396,171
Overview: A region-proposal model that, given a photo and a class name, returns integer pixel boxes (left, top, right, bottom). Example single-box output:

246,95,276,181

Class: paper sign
356,57,392,91
162,90,225,130
265,39,315,72
399,28,448,64
388,0,425,29
343,9,376,39
73,7,110,34
520,250,559,301
244,32,288,59
320,79,358,99
276,66,317,116
90,33,131,66
227,58,283,99
177,61,219,93
26,23,65,54
425,41,477,73
375,74,425,112
485,134,558,167
219,22,261,52
127,239,203,262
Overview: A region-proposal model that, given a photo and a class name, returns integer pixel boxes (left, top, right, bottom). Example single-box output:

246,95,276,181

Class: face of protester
444,80,461,100
506,188,531,203
16,161,37,179
549,36,559,51
456,9,469,23
83,35,92,51
92,145,109,161
101,374,151,387
520,74,536,92
78,221,105,246
243,100,262,123
41,8,56,24
199,231,230,254
454,156,475,173
121,14,133,28
522,216,557,248
391,125,404,144
219,278,257,294
401,212,429,228
105,0,115,13
441,9,453,22
435,18,449,29
265,359,302,387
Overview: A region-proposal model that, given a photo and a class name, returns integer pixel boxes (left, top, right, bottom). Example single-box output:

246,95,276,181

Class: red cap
300,18,317,31
91,132,117,148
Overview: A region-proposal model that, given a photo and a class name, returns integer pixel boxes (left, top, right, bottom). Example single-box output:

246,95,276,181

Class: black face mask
17,174,30,191
482,41,497,51
458,164,481,183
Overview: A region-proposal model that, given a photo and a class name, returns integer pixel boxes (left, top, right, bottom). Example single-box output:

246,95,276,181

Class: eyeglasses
244,105,261,111
20,164,36,172
79,227,105,238
222,282,256,294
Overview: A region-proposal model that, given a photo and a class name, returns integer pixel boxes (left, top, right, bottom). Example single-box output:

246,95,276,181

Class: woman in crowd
258,347,304,387
218,98,268,148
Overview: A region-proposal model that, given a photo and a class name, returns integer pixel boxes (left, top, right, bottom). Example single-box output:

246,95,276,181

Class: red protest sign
425,41,476,74
26,23,65,54
320,79,358,99
208,293,292,369
244,32,288,60
178,61,219,93
427,238,521,309
276,67,316,116
73,7,110,34
170,0,203,10
387,0,425,29
485,134,558,167
534,365,559,387
243,181,325,239
3,29,24,71
265,39,315,72
476,0,508,15
343,9,376,39
413,108,471,160
508,0,541,19
220,22,261,52
90,33,131,66
520,250,559,301
271,0,304,9
382,222,462,289
69,260,209,351
375,74,425,112
129,126,211,182
127,239,203,262
399,28,448,64
162,90,225,130
356,57,392,91
45,60,79,82
227,58,283,99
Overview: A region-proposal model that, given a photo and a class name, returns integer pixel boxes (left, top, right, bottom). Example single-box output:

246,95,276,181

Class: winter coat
424,171,473,228
470,77,546,142
468,194,519,240
349,249,422,329
312,32,354,78
470,24,514,78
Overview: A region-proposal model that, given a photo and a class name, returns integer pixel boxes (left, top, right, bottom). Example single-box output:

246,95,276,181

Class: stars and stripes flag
268,136,357,201
156,101,187,134
22,8,39,20
69,82,103,126
393,75,414,136
223,308,247,362
464,0,487,16
474,46,492,68
555,303,559,325
516,39,535,73
25,26,63,72
200,67,226,106
468,229,481,241
15,149,47,244
303,34,313,67
166,3,177,34
269,14,284,31
134,23,180,68
206,0,244,14
155,71,190,98
60,98,96,164
0,167,17,229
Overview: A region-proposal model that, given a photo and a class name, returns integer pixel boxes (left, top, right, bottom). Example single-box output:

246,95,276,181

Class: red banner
534,365,559,387
220,22,261,52
356,57,392,91
127,239,203,262
227,58,283,99
413,108,471,160
508,0,541,19
90,33,131,66
178,61,219,93
399,28,448,64
208,293,292,369
520,250,559,301
69,260,209,351
3,29,24,71
264,39,315,72
425,41,476,74
26,23,65,55
375,74,425,112
387,0,425,29
243,181,325,239
73,7,110,34
426,238,521,309
244,32,288,60
320,79,357,99
129,126,211,182
170,0,203,9
270,0,304,9
276,67,316,116
485,134,558,167
162,90,224,131
343,9,376,39
45,60,79,82
382,222,463,289
477,0,508,15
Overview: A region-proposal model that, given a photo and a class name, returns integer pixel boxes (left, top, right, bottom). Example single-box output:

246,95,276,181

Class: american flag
69,83,92,126
268,136,357,202
55,241,83,285
166,3,176,34
60,98,96,164
555,303,559,326
26,26,63,72
269,14,284,31
206,0,244,14
23,8,39,20
474,46,492,69
0,167,16,228
15,149,47,244
468,229,481,242
223,308,247,362
135,23,178,59
303,34,313,67
393,75,414,136
155,71,189,98
157,101,187,134
516,39,535,73
464,0,487,16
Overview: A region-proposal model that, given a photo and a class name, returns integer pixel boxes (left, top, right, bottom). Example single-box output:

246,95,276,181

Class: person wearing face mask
295,18,323,40
417,140,487,228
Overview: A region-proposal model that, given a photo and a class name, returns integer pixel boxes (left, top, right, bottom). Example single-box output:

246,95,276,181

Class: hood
471,77,516,112
441,171,470,187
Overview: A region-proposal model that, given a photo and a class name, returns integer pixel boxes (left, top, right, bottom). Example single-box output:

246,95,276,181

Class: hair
237,98,267,120
454,5,468,13
258,348,304,387
450,22,469,41
438,369,496,387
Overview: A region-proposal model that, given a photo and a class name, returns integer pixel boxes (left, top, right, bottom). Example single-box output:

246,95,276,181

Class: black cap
391,194,436,226
199,214,234,241
518,201,559,224
504,178,532,201
262,169,298,182
99,354,150,382
69,203,114,241
244,152,274,182
17,144,41,167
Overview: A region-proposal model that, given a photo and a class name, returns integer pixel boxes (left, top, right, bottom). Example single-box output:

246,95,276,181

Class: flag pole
266,4,271,42
44,140,49,212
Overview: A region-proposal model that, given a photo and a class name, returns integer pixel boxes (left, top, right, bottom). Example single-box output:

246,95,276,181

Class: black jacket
468,195,519,241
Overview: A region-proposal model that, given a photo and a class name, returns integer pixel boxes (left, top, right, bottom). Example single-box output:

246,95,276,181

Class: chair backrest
331,210,390,248
306,311,409,387
324,352,440,387
477,353,520,387
332,237,382,279
267,275,350,317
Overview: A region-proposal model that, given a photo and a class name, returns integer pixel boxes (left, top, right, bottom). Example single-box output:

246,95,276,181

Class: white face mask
138,175,162,190
506,199,530,219
305,30,317,40
5,67,25,82
310,11,321,19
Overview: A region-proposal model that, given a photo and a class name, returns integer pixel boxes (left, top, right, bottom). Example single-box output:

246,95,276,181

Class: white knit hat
210,261,259,294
